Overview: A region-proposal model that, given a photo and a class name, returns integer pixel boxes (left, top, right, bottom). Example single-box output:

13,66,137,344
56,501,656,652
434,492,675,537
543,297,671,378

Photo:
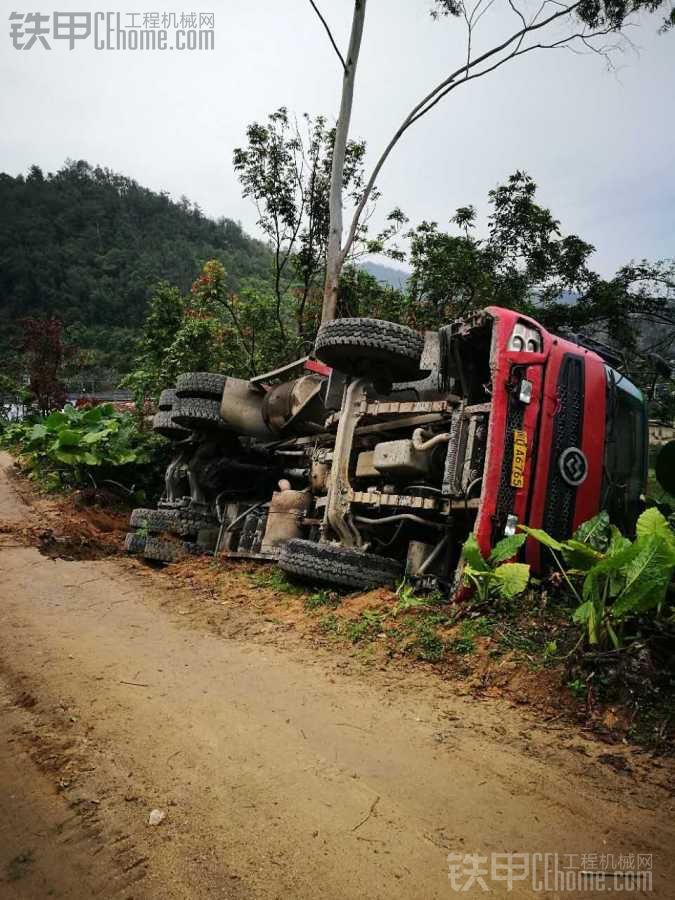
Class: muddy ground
0,451,673,898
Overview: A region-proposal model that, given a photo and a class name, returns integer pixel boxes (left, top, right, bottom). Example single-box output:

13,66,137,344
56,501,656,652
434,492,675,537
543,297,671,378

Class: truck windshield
602,367,648,534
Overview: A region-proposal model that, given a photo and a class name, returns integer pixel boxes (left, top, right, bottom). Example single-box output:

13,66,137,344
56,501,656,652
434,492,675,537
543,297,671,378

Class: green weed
319,613,340,635
521,508,675,648
250,569,303,595
346,610,382,644
304,590,340,610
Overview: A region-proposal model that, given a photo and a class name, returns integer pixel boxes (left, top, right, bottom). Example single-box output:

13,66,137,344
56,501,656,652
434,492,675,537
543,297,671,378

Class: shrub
461,532,530,602
521,510,675,648
0,403,167,494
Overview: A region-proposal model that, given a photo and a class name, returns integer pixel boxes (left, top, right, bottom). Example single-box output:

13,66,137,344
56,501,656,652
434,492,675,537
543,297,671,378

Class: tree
0,161,273,387
308,0,674,322
123,260,294,408
407,171,595,326
337,266,409,322
233,108,405,348
21,317,67,415
121,281,186,409
320,0,367,325
406,172,675,395
555,260,675,395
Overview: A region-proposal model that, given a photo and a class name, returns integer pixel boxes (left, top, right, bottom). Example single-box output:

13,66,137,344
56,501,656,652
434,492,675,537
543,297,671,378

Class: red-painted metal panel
304,358,332,377
471,307,608,572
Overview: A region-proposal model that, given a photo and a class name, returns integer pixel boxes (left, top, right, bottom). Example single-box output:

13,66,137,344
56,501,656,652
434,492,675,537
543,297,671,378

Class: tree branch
308,0,346,71
339,1,593,265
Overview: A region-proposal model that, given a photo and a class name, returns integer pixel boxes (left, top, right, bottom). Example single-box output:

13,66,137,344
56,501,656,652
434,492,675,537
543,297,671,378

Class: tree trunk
321,0,367,324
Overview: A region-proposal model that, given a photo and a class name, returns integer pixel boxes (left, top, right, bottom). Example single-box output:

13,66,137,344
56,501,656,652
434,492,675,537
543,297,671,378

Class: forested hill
0,160,271,335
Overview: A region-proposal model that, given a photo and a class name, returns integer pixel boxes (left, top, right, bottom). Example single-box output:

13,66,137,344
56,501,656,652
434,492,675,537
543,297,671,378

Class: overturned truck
126,306,648,592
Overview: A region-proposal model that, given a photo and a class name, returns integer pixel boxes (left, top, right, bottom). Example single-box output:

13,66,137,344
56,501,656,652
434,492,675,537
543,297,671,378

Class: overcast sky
1,0,673,276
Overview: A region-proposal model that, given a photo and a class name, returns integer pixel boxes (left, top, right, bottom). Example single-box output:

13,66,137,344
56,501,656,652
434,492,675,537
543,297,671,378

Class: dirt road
0,453,673,898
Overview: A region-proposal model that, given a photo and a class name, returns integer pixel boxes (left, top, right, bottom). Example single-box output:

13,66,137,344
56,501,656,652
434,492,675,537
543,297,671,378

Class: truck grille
495,395,524,536
543,354,584,540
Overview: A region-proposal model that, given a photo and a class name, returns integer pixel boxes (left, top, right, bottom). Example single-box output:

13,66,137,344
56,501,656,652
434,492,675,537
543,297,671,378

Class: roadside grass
447,616,492,655
319,612,341,636
249,568,304,595
301,578,576,671
184,534,675,754
304,589,341,610
243,550,585,677
205,561,675,752
410,617,446,661
345,610,383,644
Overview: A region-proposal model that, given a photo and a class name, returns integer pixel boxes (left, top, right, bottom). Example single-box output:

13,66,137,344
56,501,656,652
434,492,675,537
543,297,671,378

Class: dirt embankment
1,451,674,898
0,454,129,560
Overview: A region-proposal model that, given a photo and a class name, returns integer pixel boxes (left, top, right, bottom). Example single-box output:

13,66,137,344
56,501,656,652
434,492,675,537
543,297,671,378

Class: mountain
0,160,272,374
359,260,410,290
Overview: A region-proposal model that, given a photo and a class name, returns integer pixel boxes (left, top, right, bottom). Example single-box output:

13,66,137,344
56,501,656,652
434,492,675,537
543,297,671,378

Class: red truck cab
456,307,648,570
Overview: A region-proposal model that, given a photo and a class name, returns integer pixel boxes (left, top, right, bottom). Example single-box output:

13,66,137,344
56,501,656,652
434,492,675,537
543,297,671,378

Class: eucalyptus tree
308,0,674,322
233,108,405,344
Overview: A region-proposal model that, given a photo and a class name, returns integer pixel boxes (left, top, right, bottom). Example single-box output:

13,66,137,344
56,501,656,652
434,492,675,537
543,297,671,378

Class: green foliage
319,613,341,635
393,581,434,616
567,678,587,699
448,617,492,655
413,618,445,661
636,506,675,545
0,375,30,420
571,510,611,551
62,324,139,392
346,610,383,644
407,172,595,328
406,173,674,395
543,641,558,662
337,266,410,322
0,402,164,491
390,611,449,661
250,568,303,595
521,509,675,648
461,533,530,602
304,590,340,610
488,534,529,565
121,281,186,407
234,108,407,345
234,109,361,343
123,260,290,408
0,160,272,386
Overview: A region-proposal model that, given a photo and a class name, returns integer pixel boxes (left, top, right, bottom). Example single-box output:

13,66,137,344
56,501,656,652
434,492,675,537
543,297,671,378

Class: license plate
511,429,528,488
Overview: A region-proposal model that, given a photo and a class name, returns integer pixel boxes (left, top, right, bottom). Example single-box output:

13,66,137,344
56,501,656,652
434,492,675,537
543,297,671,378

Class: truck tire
314,318,424,381
278,539,402,591
171,397,225,431
152,410,190,441
142,535,193,564
129,507,214,537
175,372,227,399
124,532,146,554
158,388,177,411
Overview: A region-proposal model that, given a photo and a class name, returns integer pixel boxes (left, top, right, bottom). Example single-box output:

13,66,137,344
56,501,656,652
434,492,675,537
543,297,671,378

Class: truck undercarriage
125,307,648,593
